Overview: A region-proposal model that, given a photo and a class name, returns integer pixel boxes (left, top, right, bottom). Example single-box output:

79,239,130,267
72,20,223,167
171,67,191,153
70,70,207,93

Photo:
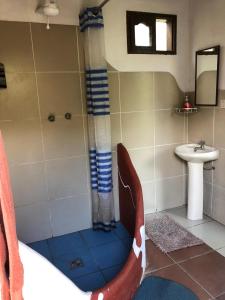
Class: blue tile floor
28,223,133,292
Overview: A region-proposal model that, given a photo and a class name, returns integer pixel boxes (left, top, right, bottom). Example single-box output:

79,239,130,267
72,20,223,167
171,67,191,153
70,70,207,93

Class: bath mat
145,215,203,253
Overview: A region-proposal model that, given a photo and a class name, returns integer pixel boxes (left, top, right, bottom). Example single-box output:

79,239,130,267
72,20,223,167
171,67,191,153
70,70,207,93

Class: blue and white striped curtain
80,8,115,231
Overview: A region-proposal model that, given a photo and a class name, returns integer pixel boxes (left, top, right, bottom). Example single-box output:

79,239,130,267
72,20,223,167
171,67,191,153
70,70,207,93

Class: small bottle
183,95,192,110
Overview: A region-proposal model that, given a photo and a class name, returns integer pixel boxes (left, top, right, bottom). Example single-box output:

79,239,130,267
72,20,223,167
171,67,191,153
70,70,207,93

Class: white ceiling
0,0,102,25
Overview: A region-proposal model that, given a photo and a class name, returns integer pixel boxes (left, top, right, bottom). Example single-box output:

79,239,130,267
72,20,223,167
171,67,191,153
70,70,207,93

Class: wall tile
111,114,121,150
0,73,39,121
122,111,154,149
155,144,184,179
42,117,85,159
15,202,52,243
188,108,214,145
50,195,91,236
108,72,120,113
0,21,34,72
156,176,186,211
129,148,154,182
46,156,87,200
142,182,155,213
155,110,185,145
154,72,183,109
203,182,212,217
0,119,43,164
214,149,225,188
214,108,225,148
10,163,48,207
120,72,153,112
31,23,78,71
212,185,225,224
37,73,82,119
203,162,213,184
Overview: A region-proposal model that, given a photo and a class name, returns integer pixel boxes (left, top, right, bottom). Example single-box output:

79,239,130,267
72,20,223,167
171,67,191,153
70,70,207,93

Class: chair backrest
90,143,146,299
117,143,144,238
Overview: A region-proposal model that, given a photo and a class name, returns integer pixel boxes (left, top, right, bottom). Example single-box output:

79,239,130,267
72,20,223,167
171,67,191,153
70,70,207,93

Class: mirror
195,45,220,106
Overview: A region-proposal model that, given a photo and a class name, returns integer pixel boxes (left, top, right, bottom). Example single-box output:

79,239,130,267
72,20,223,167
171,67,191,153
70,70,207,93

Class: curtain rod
98,0,110,10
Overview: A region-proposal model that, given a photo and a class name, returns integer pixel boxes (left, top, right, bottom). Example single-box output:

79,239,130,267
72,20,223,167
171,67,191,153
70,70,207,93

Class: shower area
0,0,138,293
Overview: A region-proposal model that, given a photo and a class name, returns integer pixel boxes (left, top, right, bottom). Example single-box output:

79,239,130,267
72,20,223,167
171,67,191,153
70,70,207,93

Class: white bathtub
19,242,92,300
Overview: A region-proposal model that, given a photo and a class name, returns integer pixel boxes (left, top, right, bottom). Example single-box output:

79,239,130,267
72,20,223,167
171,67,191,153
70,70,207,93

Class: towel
0,132,23,300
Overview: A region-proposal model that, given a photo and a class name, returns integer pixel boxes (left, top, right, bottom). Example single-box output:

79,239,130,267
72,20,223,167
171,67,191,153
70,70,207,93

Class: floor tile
102,264,123,282
114,222,131,239
217,247,225,258
181,251,225,297
90,240,129,269
188,221,225,250
152,265,212,300
28,240,52,261
162,206,211,228
121,237,133,250
48,232,86,258
216,293,225,300
168,244,213,263
73,272,106,292
80,228,118,248
53,248,98,279
145,239,174,273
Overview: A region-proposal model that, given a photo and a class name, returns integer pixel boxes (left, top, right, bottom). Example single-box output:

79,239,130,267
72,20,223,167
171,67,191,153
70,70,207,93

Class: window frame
126,11,177,55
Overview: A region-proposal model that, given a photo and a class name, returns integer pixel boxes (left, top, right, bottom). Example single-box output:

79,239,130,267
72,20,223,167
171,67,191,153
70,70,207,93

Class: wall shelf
175,107,198,114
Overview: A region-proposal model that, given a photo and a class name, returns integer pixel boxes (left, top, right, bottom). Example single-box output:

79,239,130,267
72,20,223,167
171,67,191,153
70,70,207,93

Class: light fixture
36,1,60,30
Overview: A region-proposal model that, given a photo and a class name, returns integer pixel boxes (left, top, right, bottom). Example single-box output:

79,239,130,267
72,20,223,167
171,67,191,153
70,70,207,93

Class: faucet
194,140,205,152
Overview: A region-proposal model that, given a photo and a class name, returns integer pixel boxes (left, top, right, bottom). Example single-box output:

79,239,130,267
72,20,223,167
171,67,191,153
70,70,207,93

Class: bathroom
0,0,225,299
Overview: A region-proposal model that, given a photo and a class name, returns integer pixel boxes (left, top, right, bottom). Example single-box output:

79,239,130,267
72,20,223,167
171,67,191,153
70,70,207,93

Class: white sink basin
174,143,219,221
175,144,219,163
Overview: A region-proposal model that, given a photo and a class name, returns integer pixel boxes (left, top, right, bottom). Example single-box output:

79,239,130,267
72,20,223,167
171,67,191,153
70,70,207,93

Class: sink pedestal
187,162,203,220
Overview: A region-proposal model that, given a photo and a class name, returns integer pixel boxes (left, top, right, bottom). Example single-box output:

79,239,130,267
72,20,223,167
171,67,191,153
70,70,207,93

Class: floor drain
70,258,84,269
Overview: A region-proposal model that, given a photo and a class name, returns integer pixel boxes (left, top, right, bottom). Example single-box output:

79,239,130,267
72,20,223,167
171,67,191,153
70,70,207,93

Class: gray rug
145,214,203,253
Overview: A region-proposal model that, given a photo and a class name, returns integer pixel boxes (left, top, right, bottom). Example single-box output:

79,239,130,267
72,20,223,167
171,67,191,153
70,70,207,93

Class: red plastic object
91,143,145,300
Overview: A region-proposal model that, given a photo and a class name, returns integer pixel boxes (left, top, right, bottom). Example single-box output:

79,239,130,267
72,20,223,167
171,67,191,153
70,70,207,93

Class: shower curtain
79,7,115,231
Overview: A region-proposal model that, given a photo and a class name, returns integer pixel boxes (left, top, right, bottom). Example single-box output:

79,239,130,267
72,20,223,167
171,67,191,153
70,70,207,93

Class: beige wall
109,68,187,214
0,21,91,243
188,0,225,225
103,0,190,92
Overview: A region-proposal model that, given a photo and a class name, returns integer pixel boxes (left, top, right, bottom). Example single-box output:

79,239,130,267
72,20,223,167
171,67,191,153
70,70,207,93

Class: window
127,11,177,55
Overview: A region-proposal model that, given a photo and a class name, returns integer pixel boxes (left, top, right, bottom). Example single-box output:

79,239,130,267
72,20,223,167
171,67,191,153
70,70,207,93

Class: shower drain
70,258,84,269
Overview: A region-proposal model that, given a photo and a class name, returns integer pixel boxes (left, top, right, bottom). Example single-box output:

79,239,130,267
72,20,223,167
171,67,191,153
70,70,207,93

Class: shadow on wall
108,64,187,216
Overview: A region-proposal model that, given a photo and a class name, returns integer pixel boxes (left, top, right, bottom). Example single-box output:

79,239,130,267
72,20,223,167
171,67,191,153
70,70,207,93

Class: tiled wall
188,92,225,224
109,69,187,215
0,21,91,243
0,20,188,243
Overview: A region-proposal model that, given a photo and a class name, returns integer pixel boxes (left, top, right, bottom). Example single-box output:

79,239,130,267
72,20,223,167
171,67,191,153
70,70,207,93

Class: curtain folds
79,8,115,231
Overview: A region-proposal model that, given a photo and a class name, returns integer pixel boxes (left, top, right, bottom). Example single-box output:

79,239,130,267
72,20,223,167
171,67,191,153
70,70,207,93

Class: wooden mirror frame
195,45,220,106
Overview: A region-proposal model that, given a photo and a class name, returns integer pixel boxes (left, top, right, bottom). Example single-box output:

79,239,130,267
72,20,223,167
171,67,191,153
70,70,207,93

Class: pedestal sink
175,144,219,220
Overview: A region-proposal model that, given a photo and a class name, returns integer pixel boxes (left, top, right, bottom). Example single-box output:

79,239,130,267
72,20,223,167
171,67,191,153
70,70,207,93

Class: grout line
176,263,215,299
210,106,216,217
75,27,90,195
165,253,215,299
36,71,80,74
153,73,157,213
9,154,89,168
216,290,225,299
118,72,123,143
29,22,54,237
15,192,91,209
